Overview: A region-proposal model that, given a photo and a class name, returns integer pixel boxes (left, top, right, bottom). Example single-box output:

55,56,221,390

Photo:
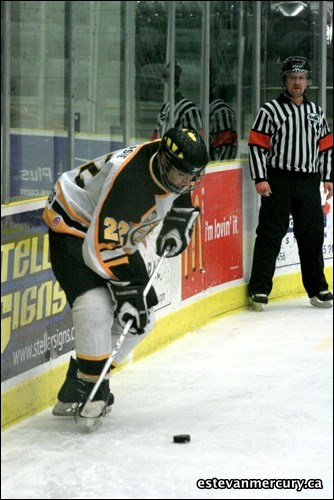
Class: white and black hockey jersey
43,140,193,281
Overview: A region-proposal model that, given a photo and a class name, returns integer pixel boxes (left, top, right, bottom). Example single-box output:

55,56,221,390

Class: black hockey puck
173,434,191,443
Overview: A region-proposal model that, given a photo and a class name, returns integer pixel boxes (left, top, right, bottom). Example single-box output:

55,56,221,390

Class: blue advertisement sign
10,132,122,198
1,209,74,382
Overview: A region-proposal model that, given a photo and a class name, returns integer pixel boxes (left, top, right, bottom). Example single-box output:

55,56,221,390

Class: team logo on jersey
52,216,61,227
307,113,319,123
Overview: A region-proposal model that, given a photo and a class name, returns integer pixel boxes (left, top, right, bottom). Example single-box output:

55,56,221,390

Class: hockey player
43,127,209,421
151,62,204,140
248,56,333,311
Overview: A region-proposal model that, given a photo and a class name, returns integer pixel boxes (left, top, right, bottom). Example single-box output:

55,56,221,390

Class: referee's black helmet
281,56,312,90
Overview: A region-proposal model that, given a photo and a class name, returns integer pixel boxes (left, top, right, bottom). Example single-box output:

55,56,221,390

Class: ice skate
249,294,268,312
310,291,333,309
52,357,114,428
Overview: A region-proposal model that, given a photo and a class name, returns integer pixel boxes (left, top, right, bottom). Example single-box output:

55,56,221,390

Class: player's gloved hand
109,284,148,334
156,207,200,258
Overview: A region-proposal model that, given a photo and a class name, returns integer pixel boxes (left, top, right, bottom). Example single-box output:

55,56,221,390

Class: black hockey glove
109,285,148,334
156,207,200,258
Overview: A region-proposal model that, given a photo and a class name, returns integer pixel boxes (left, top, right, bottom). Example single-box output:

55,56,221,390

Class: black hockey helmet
157,127,209,194
281,56,312,90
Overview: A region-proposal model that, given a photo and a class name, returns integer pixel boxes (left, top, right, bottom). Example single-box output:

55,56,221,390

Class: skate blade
249,299,264,312
79,400,109,431
85,416,103,432
80,400,106,418
52,401,83,417
310,298,332,308
53,403,112,417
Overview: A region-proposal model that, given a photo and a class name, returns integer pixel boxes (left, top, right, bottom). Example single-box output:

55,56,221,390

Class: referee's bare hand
324,181,333,200
255,181,272,197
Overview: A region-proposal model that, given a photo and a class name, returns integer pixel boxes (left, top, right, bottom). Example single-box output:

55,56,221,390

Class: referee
151,62,204,140
248,56,333,311
209,84,238,161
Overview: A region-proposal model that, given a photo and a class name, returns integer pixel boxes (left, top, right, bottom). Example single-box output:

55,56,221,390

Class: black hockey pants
248,173,329,298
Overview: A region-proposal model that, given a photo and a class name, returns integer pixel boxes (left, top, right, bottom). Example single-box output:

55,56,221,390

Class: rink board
1,160,333,429
2,267,332,430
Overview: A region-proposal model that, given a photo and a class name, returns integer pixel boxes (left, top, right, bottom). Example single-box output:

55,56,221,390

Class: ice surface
1,297,333,499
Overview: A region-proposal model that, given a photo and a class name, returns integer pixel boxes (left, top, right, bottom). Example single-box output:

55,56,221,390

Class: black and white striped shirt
248,94,333,182
152,92,204,139
209,99,238,161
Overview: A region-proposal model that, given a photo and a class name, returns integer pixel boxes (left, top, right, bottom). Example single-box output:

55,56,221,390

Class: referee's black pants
248,173,329,298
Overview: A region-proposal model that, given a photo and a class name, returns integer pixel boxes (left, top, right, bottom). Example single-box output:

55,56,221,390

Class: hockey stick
81,246,170,415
